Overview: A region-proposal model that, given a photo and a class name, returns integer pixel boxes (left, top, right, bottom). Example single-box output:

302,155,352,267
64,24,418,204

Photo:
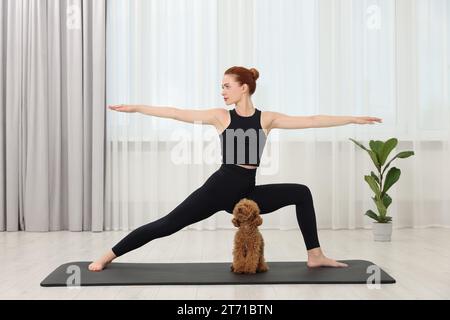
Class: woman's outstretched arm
267,111,382,130
109,104,224,126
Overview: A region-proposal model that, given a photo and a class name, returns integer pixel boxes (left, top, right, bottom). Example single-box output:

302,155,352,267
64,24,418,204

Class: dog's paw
257,266,269,273
231,266,246,274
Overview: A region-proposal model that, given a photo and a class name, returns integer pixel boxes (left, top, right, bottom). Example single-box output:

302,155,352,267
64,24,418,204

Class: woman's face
221,74,248,105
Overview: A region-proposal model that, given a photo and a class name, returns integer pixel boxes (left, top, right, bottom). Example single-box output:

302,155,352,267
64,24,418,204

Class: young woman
89,66,382,271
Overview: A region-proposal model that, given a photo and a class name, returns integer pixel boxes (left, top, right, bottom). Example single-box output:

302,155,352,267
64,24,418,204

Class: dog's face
232,198,263,228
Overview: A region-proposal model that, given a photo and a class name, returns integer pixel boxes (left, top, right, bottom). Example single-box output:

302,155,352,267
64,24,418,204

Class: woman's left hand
353,116,383,125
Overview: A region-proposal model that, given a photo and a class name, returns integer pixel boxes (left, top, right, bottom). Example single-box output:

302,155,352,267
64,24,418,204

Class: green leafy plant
349,138,414,223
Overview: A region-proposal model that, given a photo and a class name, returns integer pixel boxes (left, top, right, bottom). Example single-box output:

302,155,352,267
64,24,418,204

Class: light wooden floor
0,228,449,300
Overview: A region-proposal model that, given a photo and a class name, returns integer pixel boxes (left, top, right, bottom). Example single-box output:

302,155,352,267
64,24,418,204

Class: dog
230,198,269,274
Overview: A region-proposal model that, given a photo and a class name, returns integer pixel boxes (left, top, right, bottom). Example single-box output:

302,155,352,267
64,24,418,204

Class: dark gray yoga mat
40,260,395,287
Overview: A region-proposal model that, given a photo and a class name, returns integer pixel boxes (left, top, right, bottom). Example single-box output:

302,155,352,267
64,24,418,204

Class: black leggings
111,164,320,257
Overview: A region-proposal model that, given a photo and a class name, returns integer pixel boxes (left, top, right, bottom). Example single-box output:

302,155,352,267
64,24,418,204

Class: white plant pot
372,222,392,242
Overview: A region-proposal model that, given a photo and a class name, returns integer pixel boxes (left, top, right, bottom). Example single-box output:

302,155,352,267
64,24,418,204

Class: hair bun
249,68,259,81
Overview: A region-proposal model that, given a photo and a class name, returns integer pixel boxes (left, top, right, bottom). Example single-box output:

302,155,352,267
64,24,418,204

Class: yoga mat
40,260,395,287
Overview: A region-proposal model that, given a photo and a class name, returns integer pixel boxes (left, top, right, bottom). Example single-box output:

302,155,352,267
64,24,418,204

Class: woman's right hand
108,104,137,113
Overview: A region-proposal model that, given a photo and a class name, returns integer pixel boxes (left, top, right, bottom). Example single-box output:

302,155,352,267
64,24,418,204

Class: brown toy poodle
230,198,269,274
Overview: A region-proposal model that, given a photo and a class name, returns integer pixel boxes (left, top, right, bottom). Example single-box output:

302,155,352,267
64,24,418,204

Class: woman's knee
296,184,313,201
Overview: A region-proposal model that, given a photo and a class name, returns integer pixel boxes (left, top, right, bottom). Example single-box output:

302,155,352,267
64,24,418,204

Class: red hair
224,66,259,95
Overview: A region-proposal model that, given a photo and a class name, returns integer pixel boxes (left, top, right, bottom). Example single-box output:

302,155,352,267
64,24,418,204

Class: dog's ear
232,218,240,227
250,213,262,227
256,215,263,226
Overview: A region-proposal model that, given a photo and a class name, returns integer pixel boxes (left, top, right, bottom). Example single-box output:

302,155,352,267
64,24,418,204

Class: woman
89,66,382,271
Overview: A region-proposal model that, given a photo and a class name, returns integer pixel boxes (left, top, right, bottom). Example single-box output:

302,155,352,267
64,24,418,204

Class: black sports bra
218,108,267,167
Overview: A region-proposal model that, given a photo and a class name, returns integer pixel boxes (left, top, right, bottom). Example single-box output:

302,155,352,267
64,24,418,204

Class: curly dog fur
230,198,269,274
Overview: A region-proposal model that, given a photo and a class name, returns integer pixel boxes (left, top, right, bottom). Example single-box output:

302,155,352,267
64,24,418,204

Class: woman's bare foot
306,247,348,268
88,249,117,272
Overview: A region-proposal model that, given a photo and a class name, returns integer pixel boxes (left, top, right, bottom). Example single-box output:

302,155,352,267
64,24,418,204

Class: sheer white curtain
105,0,450,232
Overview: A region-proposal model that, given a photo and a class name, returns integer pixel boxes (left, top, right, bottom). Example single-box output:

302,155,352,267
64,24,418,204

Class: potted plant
349,138,414,241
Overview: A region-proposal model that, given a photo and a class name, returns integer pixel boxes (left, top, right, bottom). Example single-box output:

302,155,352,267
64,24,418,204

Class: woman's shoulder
259,109,276,136
260,109,276,123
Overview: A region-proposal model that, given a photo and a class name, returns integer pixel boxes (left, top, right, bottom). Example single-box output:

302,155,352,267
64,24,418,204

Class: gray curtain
0,0,106,231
